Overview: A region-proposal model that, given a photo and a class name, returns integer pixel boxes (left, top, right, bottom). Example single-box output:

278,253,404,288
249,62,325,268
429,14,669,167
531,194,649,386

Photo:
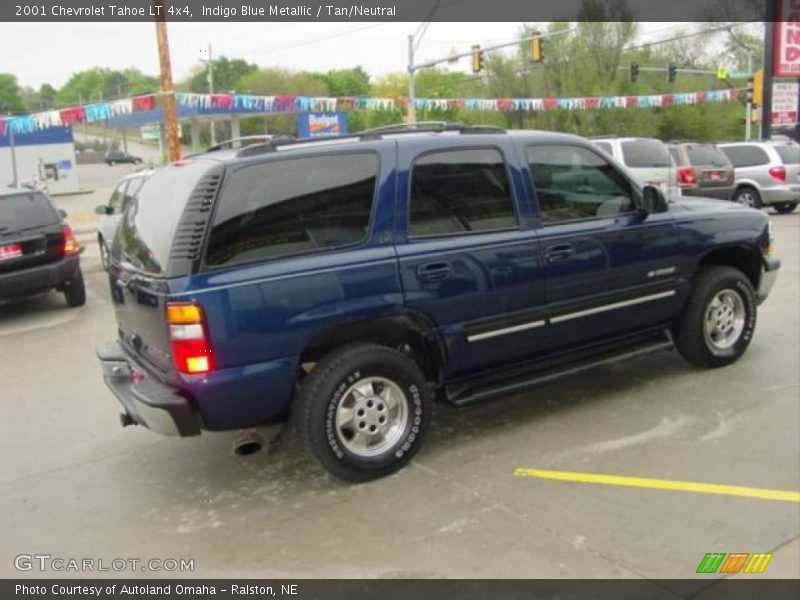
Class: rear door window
621,140,671,168
117,159,216,275
686,145,730,166
775,145,800,164
0,192,59,233
206,153,378,267
408,148,517,237
720,145,770,167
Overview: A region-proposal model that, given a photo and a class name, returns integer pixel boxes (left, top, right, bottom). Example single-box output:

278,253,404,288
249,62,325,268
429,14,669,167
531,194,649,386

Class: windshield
621,140,671,168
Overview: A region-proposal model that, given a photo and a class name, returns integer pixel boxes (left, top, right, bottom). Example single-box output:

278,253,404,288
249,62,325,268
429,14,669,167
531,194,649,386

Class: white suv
591,136,680,197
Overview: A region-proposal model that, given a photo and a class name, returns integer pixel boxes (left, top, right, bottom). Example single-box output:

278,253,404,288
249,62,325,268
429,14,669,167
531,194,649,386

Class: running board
446,329,674,407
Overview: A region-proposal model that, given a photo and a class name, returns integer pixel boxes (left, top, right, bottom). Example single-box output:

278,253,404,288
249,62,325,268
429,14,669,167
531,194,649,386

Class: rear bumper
761,185,800,205
0,254,79,299
681,186,734,200
96,340,201,437
757,256,780,305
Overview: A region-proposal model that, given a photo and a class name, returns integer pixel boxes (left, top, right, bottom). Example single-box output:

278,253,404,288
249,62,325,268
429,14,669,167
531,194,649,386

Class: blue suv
97,124,780,481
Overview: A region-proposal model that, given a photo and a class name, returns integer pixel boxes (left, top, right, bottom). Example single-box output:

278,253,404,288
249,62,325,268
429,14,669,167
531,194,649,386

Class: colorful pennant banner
0,89,741,138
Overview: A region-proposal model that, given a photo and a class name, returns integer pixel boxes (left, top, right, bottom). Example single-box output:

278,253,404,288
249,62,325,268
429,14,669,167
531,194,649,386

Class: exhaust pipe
232,428,263,456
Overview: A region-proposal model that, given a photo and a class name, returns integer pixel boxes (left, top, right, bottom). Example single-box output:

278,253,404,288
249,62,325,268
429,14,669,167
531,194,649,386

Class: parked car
95,169,153,270
0,189,85,306
717,141,800,213
96,125,779,482
591,136,679,196
667,142,735,199
104,151,143,166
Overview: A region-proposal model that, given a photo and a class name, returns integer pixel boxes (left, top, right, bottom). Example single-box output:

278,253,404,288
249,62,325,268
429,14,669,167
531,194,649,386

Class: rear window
620,140,671,168
116,160,214,275
668,147,682,165
206,153,378,268
686,145,730,166
720,145,770,167
0,192,59,232
775,145,800,164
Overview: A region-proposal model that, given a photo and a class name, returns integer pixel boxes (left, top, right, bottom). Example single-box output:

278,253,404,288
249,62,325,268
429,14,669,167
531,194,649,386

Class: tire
773,202,798,214
63,268,86,307
732,186,762,209
295,344,432,482
674,266,757,368
108,161,115,166
98,236,110,271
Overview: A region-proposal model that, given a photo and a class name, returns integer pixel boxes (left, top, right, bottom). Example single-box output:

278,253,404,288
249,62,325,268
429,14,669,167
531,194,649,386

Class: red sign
774,0,800,77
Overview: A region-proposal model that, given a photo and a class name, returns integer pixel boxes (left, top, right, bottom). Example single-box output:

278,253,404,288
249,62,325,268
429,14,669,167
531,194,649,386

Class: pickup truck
96,124,780,481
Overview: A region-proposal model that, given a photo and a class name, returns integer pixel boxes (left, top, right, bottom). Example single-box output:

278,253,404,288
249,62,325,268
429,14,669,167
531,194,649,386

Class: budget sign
774,1,800,77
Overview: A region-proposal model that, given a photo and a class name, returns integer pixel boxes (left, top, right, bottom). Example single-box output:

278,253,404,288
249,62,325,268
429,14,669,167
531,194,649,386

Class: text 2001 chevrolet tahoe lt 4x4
96,125,780,481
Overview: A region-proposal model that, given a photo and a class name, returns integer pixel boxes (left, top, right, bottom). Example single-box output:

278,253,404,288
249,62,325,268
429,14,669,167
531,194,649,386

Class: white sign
140,124,161,140
772,82,799,126
774,1,800,77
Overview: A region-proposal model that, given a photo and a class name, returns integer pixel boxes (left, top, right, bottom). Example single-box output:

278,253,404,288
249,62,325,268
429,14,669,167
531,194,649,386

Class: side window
526,145,636,223
721,145,770,168
108,182,128,213
594,142,613,156
206,153,378,267
408,148,517,237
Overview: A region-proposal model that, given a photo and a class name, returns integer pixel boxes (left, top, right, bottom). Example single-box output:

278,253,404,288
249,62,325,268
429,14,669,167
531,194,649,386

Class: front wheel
295,344,432,482
773,202,798,214
98,236,110,271
674,266,756,368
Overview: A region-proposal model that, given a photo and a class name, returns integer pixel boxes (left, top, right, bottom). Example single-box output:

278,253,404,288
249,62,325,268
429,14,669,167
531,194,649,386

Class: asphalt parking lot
0,165,798,583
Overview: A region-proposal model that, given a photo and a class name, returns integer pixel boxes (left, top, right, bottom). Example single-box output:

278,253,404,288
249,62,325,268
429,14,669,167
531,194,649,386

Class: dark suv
0,190,85,306
96,125,780,481
668,142,735,200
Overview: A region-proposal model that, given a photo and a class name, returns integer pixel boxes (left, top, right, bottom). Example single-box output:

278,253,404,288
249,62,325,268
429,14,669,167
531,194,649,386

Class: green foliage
57,67,158,105
187,56,257,94
313,67,370,97
0,73,26,113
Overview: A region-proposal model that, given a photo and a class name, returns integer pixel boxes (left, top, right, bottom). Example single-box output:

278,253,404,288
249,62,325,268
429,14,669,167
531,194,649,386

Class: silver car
94,170,153,269
591,136,680,196
717,141,800,213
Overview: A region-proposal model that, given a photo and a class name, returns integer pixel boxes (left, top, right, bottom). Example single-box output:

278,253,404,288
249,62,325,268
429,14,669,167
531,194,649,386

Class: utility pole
9,126,18,188
118,84,128,153
200,43,216,144
408,34,417,124
153,0,181,162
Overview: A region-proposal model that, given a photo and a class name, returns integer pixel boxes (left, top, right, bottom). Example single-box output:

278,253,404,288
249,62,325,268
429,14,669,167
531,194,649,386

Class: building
1,127,80,194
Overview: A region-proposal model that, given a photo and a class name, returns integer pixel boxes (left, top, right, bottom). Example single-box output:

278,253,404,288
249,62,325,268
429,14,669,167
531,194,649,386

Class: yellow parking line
514,468,800,503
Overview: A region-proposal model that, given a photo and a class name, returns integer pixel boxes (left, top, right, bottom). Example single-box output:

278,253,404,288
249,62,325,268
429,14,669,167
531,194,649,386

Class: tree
187,56,257,94
57,67,158,105
0,73,26,114
314,67,370,96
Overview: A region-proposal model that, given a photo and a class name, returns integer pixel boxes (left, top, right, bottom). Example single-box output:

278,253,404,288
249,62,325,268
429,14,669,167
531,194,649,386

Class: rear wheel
295,344,432,482
675,266,756,368
732,186,762,209
63,268,86,307
773,202,798,214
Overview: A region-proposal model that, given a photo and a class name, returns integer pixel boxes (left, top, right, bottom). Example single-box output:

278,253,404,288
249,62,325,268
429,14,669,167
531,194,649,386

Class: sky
5,21,695,90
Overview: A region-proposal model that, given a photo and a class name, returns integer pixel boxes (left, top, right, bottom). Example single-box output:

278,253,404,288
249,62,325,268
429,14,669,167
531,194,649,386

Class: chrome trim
467,319,546,342
549,290,677,324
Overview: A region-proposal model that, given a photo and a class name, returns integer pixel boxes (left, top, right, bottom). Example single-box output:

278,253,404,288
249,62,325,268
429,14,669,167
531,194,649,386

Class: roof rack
206,134,295,152
224,121,506,158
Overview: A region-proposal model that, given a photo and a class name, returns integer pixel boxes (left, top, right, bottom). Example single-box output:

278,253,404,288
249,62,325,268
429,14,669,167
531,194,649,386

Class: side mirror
95,205,111,215
57,209,67,219
641,185,669,214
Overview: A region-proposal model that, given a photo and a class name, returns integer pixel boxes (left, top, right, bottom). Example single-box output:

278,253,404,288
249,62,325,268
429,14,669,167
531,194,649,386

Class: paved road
0,210,797,582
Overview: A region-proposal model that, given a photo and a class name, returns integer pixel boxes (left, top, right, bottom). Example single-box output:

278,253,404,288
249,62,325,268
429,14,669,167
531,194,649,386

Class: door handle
545,243,575,263
416,261,452,281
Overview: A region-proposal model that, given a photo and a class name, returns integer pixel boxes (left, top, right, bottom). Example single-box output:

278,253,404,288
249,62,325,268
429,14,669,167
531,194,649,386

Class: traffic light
529,33,542,63
629,62,639,83
753,69,763,106
471,45,484,73
668,62,677,83
744,76,754,104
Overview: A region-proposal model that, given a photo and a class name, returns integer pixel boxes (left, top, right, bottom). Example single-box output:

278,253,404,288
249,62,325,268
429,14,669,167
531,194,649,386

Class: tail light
769,166,786,181
62,225,79,255
166,301,213,374
677,167,697,185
